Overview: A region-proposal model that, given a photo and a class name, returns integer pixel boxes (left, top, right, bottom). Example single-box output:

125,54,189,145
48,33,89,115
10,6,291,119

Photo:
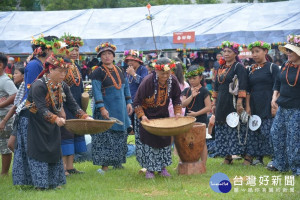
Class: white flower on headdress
164,65,170,71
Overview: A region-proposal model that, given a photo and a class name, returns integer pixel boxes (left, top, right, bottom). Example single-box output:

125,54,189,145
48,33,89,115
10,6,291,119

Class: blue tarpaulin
0,1,299,53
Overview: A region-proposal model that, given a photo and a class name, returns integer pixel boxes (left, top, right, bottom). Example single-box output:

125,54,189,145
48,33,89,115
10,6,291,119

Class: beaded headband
95,42,117,56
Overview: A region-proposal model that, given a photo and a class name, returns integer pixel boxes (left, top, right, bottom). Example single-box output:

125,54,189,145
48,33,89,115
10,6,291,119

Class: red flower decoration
219,57,226,66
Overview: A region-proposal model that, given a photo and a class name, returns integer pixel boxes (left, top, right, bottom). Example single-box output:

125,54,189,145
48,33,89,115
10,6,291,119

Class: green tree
196,0,220,4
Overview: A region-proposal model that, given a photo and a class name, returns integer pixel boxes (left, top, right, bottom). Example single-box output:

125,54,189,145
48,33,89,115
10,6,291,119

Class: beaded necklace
217,64,233,84
102,64,122,90
65,65,81,86
44,75,64,113
284,62,300,87
250,62,266,74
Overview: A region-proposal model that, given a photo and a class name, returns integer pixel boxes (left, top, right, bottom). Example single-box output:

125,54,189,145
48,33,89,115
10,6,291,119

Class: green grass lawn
1,102,299,199
1,147,299,200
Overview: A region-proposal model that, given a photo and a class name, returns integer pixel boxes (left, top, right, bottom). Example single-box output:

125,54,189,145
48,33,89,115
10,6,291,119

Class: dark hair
0,52,8,67
275,59,283,66
174,62,184,85
187,64,205,85
31,35,58,57
265,54,273,62
88,58,99,68
14,62,25,74
147,54,152,60
156,57,171,65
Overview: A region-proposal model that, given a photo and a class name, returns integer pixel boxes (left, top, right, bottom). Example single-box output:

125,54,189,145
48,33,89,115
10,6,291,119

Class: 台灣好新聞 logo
210,172,232,193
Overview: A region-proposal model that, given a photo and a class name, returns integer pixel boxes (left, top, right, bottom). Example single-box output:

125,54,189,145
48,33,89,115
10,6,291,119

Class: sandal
222,156,233,165
242,155,253,166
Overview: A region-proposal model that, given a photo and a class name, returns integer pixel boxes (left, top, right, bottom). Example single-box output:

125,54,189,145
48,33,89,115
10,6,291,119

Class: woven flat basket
141,116,196,136
64,119,116,135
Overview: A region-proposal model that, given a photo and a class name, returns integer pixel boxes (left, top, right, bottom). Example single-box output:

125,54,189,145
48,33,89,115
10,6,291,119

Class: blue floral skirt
271,107,300,175
215,123,247,157
12,116,33,186
246,118,274,157
91,130,128,166
28,157,66,189
134,115,172,172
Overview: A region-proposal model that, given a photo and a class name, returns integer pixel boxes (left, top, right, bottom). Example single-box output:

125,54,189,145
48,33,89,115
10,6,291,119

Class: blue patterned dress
91,65,132,167
271,62,300,176
213,62,248,157
246,62,279,157
12,57,43,186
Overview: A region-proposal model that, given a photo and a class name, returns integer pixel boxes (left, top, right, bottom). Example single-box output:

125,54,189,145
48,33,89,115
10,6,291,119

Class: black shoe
266,165,278,171
67,168,84,174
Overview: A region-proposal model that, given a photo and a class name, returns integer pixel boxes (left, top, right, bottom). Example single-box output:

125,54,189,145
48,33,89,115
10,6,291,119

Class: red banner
173,32,195,44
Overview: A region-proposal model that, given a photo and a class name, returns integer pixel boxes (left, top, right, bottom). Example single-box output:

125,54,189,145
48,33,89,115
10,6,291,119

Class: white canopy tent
0,1,299,54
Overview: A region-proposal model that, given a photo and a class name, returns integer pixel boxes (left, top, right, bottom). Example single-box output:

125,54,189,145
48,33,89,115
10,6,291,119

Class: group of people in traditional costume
0,32,299,190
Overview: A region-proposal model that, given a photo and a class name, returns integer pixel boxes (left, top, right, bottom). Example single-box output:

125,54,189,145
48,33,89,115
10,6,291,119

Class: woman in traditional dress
268,35,300,176
12,35,57,186
60,33,86,175
26,48,91,189
133,57,182,179
212,41,248,165
245,41,279,165
124,50,148,133
91,42,133,173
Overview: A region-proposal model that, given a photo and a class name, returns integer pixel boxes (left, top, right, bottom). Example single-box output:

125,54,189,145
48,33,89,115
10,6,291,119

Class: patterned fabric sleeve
236,63,248,98
171,76,182,115
30,80,58,124
135,106,145,119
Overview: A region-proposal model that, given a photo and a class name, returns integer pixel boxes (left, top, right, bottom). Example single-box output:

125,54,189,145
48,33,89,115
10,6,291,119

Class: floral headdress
185,67,205,79
248,41,271,50
279,34,300,57
95,42,117,57
31,34,53,49
287,35,300,47
152,59,176,71
45,43,72,69
124,50,143,64
221,41,243,53
60,33,84,48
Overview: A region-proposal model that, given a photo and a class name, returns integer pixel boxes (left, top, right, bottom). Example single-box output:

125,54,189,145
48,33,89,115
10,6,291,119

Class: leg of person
269,107,289,172
286,108,300,176
0,138,12,175
1,153,12,175
68,135,87,174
